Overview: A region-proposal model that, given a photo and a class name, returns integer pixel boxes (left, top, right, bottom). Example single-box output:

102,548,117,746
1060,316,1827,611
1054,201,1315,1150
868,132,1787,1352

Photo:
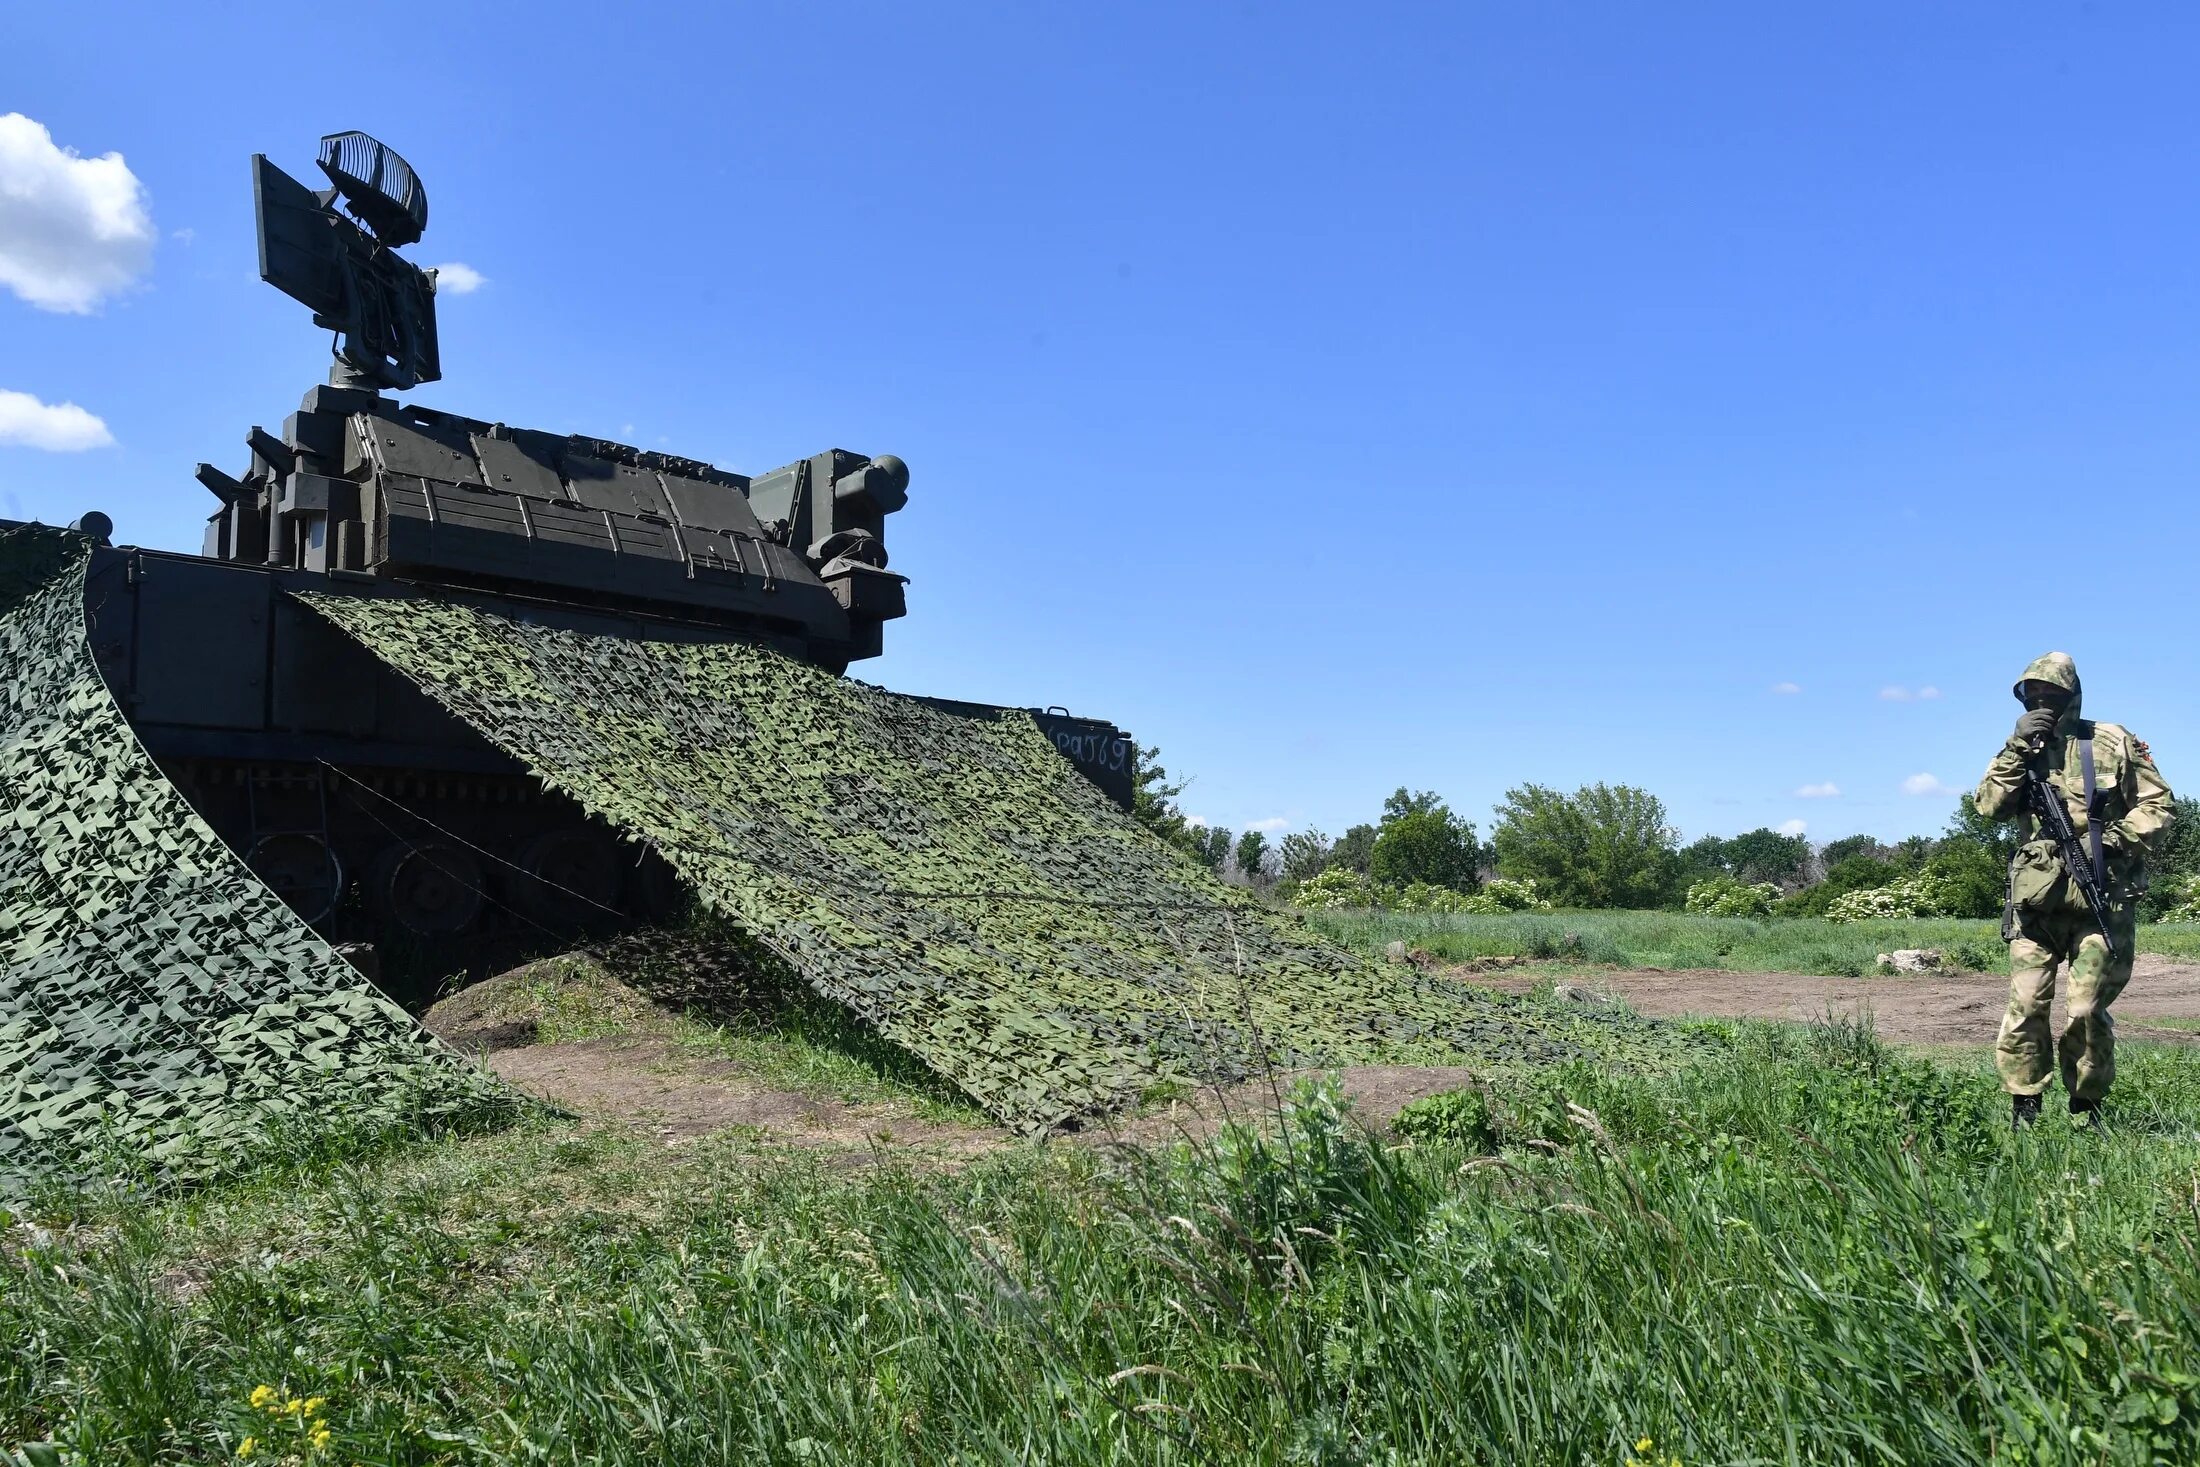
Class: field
9,1011,2200,1461
1305,907,2200,976
12,921,2200,1463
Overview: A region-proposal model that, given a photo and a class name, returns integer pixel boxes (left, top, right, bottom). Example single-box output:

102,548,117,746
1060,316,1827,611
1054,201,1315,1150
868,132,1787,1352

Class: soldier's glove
2011,707,2058,752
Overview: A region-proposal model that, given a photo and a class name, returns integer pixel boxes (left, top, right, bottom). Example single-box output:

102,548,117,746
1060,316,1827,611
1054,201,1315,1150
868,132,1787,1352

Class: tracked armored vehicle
14,132,1130,1005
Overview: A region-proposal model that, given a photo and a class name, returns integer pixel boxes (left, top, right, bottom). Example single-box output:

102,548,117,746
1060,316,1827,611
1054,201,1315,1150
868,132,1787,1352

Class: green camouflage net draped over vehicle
304,592,1664,1129
0,528,505,1189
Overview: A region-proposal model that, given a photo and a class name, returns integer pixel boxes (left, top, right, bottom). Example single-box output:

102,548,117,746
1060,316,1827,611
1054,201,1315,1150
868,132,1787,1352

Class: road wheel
372,841,485,936
246,833,344,926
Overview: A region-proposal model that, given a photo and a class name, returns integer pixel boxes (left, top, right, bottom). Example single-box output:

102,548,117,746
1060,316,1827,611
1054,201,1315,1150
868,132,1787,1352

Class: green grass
1304,907,2200,976
11,1018,2200,1463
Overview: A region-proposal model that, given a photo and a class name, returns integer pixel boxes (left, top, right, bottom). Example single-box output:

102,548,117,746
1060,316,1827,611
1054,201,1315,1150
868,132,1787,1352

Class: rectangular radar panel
253,154,345,320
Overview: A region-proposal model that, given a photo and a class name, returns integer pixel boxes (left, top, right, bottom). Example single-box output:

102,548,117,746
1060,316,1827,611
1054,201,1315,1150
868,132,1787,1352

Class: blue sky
3,3,2194,850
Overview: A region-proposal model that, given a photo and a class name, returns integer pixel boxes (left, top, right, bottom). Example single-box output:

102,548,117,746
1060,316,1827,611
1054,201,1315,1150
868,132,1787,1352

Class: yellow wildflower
1636,1441,1655,1455
284,1396,306,1416
248,1386,277,1410
236,1437,258,1460
303,1396,327,1415
309,1425,332,1450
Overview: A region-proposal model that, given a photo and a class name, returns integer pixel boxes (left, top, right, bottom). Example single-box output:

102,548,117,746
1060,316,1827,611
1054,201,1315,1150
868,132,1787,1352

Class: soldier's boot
2070,1095,2103,1129
2012,1092,2042,1128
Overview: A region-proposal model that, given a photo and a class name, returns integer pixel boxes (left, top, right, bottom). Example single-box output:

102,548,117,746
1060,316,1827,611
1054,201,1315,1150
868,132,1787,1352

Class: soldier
1975,652,2174,1127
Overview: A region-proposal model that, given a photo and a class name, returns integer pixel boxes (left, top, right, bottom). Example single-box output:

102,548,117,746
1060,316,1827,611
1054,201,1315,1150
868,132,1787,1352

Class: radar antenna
252,132,441,392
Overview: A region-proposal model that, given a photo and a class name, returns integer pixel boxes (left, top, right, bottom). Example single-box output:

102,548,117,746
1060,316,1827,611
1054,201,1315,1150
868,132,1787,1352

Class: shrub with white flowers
1288,867,1372,910
1826,874,1946,922
1685,875,1781,919
1457,877,1554,914
1390,881,1475,914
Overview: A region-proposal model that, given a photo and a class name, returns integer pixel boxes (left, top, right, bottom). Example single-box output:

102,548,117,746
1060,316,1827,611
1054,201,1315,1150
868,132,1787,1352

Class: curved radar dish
317,131,428,248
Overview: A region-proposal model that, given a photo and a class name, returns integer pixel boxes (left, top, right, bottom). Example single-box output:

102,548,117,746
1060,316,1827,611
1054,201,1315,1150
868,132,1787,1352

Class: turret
198,132,909,669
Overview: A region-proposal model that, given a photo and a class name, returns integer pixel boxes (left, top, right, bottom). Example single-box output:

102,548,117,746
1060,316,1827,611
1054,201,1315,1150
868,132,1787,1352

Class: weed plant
9,1022,2200,1463
1304,907,2200,976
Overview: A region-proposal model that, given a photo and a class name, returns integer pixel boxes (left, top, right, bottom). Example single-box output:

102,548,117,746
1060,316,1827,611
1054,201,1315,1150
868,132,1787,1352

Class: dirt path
480,1035,1001,1157
1480,953,2200,1046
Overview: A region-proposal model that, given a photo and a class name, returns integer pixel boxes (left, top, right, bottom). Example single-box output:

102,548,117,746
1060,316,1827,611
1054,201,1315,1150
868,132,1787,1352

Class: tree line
1131,746,2200,921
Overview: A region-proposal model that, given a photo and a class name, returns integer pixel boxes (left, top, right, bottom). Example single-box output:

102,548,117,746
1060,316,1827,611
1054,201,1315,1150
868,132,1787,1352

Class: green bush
1369,805,1480,892
1389,1087,1496,1149
1490,782,1681,909
1175,1076,1375,1270
1923,843,2006,920
2155,874,2200,925
1684,875,1780,919
1780,854,1899,916
1948,936,2000,972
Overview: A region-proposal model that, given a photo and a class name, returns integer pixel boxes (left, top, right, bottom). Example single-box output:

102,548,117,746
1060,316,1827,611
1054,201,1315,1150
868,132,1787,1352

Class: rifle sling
2080,735,2105,892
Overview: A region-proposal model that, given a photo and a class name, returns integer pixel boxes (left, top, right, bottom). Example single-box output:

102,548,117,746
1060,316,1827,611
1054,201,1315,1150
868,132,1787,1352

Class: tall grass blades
8,1027,2200,1462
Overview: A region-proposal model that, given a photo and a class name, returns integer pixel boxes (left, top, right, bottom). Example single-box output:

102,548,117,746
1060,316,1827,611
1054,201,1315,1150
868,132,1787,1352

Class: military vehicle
10,131,1131,1005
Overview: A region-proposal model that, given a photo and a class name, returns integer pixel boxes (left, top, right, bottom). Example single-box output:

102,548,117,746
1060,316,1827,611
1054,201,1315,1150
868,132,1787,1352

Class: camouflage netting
304,592,1667,1130
0,528,505,1190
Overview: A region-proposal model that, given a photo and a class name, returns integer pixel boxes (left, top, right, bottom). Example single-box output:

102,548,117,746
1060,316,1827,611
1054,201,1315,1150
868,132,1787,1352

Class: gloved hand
2011,707,2058,751
2101,823,2131,858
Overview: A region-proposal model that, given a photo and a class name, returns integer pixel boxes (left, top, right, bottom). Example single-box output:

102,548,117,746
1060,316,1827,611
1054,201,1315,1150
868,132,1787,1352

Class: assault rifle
2023,745,2120,961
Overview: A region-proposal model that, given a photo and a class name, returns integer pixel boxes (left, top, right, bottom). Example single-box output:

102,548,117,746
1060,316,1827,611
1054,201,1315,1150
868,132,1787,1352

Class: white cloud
170,226,193,245
0,388,114,450
1879,686,1913,702
1247,816,1290,834
429,262,486,295
1771,681,1801,695
0,114,155,313
1794,782,1841,799
1779,819,1808,837
1183,815,1210,829
1902,773,1958,797
1917,686,1942,700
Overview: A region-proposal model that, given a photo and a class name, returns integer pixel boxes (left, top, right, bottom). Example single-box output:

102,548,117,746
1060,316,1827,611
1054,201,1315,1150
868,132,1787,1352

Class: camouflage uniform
1974,653,2174,1102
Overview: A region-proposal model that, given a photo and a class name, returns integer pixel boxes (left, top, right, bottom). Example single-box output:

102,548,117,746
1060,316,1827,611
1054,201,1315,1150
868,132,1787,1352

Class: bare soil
1479,953,2200,1047
483,1035,999,1158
